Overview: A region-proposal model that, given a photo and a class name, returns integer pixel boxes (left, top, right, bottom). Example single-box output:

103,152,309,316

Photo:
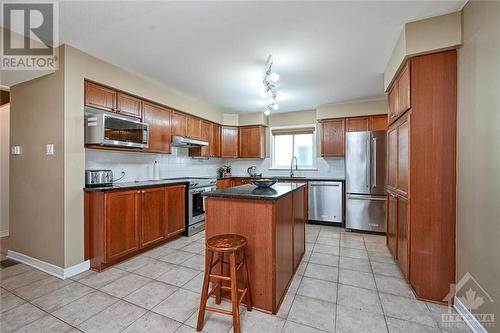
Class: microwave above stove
85,107,149,149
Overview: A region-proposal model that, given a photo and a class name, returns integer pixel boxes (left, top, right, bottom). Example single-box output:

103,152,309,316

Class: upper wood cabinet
211,124,221,157
84,81,116,112
397,117,409,197
221,126,239,158
166,185,186,237
143,102,171,154
371,114,388,131
141,187,166,247
321,119,345,157
397,63,411,115
171,111,188,137
117,93,142,118
239,125,266,158
388,62,411,125
187,115,202,139
346,117,370,132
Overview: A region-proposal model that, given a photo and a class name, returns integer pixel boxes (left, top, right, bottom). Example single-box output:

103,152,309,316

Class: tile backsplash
85,149,345,183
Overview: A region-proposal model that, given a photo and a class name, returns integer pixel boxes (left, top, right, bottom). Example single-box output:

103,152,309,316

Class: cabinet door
187,115,202,139
321,119,345,157
166,185,186,237
370,115,388,131
117,93,142,118
387,192,398,259
397,196,409,280
293,188,305,271
346,117,370,132
84,81,116,112
239,126,266,158
397,63,411,115
388,84,398,124
216,179,231,189
387,126,398,190
397,116,409,196
171,111,187,137
141,187,166,247
143,102,171,154
221,126,239,158
105,190,141,262
199,120,212,157
211,124,221,157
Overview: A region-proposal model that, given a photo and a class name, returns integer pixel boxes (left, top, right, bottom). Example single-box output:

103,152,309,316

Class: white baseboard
0,229,9,237
454,296,489,333
6,250,89,279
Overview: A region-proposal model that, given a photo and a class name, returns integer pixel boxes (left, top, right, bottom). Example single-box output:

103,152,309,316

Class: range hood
171,135,208,148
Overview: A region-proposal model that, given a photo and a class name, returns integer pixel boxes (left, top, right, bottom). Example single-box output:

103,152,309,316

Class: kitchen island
204,182,306,313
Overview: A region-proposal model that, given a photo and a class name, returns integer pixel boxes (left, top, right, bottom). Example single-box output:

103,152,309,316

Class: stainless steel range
169,177,217,236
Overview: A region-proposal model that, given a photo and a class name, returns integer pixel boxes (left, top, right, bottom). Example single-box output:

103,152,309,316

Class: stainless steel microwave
85,107,149,149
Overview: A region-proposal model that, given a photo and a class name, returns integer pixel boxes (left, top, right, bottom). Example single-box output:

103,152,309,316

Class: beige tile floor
0,225,472,333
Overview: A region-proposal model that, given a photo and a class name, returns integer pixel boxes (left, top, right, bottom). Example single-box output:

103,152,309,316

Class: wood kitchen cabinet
371,114,388,131
239,125,266,158
141,187,166,247
166,185,186,237
187,115,202,139
143,102,171,154
171,111,188,137
221,126,239,158
85,183,187,271
292,188,305,272
385,51,456,303
189,121,221,158
216,179,232,189
346,117,370,132
104,190,141,262
321,119,345,157
84,81,116,112
388,62,411,125
211,124,221,157
117,92,142,119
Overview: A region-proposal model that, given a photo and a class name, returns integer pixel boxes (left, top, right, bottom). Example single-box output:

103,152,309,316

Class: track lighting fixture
261,54,280,115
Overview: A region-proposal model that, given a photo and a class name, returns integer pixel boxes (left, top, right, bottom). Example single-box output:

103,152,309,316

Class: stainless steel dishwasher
308,181,343,225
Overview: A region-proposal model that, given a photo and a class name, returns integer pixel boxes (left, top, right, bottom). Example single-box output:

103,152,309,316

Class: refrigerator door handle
366,139,370,188
372,137,377,188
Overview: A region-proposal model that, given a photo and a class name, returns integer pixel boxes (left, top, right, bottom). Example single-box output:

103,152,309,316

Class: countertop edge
83,180,189,192
204,183,306,201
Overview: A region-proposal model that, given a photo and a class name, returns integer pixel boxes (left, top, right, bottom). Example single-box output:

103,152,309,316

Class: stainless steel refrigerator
345,131,387,233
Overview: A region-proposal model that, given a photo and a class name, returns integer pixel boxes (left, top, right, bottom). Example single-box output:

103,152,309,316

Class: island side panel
293,188,306,271
205,197,275,312
275,193,294,310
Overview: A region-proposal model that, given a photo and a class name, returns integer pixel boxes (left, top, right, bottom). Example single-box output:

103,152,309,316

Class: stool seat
206,234,247,252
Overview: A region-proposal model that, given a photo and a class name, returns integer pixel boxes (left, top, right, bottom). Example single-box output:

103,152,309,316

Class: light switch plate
46,144,54,155
11,146,22,155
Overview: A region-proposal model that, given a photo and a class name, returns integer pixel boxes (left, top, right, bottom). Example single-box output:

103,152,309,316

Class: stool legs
240,249,253,311
196,249,213,331
229,252,240,333
216,252,223,305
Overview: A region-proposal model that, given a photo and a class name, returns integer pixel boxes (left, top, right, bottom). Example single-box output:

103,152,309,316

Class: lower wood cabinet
386,190,409,280
292,188,305,271
85,184,186,271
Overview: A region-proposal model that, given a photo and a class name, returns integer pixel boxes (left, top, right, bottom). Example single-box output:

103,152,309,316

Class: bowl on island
250,178,277,188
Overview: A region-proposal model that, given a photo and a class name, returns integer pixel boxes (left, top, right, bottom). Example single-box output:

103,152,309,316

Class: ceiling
58,1,465,114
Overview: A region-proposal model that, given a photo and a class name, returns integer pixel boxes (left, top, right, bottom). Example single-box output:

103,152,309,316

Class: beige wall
268,110,316,127
0,104,9,236
10,50,66,266
238,112,269,126
457,0,500,327
384,11,463,90
316,99,387,120
222,113,239,126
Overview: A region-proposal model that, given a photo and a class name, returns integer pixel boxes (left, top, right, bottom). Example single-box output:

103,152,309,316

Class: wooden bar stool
197,234,252,333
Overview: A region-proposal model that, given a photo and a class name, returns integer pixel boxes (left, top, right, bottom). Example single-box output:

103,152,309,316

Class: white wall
0,104,9,237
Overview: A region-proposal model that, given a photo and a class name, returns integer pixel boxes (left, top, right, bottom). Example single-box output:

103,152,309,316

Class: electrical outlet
46,144,54,155
11,146,21,155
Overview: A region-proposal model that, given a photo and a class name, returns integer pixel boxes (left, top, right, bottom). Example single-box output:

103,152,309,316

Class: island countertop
204,182,305,201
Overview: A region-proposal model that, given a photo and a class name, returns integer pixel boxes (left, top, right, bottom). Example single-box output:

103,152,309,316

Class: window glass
272,130,315,168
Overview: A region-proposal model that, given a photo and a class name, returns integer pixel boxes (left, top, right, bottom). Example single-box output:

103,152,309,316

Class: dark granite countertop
83,179,189,192
204,182,306,201
217,175,345,182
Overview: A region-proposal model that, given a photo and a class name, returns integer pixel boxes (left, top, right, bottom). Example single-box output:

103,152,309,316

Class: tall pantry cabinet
386,50,457,303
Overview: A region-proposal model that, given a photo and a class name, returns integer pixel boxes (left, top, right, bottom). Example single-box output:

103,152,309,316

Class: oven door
189,186,214,225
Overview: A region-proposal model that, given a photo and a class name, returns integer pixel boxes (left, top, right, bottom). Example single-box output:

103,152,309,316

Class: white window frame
269,124,317,170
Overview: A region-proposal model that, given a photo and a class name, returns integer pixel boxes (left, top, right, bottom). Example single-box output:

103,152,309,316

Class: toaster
85,169,113,187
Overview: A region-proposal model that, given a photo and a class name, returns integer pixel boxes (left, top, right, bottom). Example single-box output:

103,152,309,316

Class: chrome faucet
290,156,298,177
